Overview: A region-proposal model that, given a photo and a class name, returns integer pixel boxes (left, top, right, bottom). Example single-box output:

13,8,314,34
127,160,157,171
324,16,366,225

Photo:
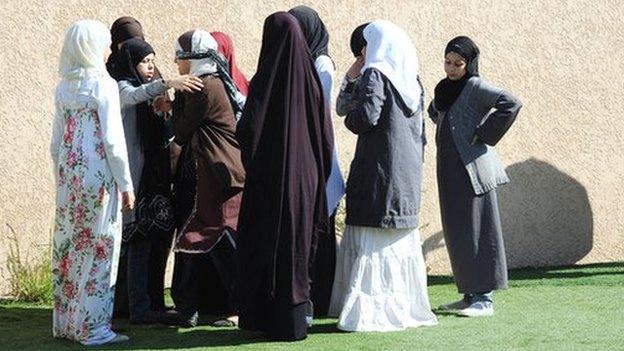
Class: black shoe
129,310,165,325
162,310,198,328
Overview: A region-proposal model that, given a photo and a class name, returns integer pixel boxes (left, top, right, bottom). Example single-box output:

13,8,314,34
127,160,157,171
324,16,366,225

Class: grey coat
428,76,522,195
343,68,425,229
118,78,168,224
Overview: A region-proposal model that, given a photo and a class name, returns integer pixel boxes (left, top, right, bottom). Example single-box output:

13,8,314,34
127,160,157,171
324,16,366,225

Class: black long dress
236,11,334,341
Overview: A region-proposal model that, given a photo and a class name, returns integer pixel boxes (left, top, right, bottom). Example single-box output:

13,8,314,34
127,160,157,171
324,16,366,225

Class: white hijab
361,20,421,114
58,19,111,90
174,29,218,77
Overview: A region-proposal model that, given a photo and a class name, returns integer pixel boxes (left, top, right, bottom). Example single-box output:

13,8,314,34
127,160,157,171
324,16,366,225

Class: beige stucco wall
1,0,622,293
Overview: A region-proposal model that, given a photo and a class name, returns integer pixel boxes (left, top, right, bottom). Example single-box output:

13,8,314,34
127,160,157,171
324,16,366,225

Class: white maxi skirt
328,225,438,332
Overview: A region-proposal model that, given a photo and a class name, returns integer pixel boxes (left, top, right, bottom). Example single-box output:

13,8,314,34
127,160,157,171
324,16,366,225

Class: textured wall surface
1,0,623,293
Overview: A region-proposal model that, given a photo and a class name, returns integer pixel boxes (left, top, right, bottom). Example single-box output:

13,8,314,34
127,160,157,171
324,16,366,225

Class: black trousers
113,231,173,319
147,232,174,311
171,235,237,316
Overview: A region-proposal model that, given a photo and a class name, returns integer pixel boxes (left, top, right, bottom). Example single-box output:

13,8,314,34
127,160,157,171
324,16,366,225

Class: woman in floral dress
50,19,135,346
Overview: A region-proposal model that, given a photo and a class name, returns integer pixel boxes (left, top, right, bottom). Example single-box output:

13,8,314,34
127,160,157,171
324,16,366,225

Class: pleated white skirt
328,225,438,332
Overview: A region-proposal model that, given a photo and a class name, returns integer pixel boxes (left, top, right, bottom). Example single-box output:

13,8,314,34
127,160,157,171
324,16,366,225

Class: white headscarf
58,19,111,90
174,29,218,77
361,20,421,114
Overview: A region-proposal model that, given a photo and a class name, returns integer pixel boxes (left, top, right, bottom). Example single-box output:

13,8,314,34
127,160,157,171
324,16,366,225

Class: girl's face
136,53,156,82
444,52,467,81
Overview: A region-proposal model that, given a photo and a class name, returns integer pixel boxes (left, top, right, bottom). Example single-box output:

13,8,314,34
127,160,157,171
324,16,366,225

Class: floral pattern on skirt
52,105,122,345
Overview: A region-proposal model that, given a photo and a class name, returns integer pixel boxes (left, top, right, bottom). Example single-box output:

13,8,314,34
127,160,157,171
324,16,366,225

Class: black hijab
288,5,329,59
107,16,144,80
116,38,155,87
236,11,334,308
350,22,369,57
115,38,167,155
434,36,480,111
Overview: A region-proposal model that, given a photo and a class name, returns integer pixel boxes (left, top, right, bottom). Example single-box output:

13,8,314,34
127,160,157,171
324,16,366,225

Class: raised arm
118,79,168,108
344,69,386,134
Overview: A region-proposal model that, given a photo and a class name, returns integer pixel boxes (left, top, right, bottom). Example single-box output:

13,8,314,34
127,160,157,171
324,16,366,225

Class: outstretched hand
166,75,204,93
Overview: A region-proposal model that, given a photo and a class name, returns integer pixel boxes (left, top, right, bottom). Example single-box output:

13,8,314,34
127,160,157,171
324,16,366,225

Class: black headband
175,48,219,61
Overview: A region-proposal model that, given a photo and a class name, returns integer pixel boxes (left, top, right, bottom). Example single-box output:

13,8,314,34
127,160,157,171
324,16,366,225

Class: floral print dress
50,76,133,345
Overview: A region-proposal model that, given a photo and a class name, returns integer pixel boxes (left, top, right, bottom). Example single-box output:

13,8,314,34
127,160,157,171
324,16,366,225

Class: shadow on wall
423,158,593,270
498,157,593,268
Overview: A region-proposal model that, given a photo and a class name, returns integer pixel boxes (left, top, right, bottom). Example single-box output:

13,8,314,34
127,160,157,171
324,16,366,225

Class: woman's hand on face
346,56,365,79
166,75,204,92
121,191,135,213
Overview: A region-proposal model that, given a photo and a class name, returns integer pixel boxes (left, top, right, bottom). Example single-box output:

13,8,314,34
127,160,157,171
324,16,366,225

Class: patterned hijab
175,29,246,120
211,31,250,96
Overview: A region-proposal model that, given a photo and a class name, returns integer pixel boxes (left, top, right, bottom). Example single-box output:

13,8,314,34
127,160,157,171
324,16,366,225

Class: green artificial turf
1,263,622,351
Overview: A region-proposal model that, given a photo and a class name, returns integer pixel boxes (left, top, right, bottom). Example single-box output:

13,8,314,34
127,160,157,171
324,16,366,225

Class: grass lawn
1,263,622,351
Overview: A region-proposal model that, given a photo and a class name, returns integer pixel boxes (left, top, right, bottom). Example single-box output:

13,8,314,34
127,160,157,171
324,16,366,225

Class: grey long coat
343,68,425,229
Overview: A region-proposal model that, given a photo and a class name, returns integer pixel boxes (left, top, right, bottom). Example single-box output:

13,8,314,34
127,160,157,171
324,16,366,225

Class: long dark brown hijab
236,11,334,310
106,17,144,80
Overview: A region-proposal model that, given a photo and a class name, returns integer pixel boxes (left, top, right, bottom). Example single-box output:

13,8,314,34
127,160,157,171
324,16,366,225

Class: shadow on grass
427,262,624,287
114,328,270,349
428,275,455,286
308,319,344,334
0,305,343,350
1,262,621,349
